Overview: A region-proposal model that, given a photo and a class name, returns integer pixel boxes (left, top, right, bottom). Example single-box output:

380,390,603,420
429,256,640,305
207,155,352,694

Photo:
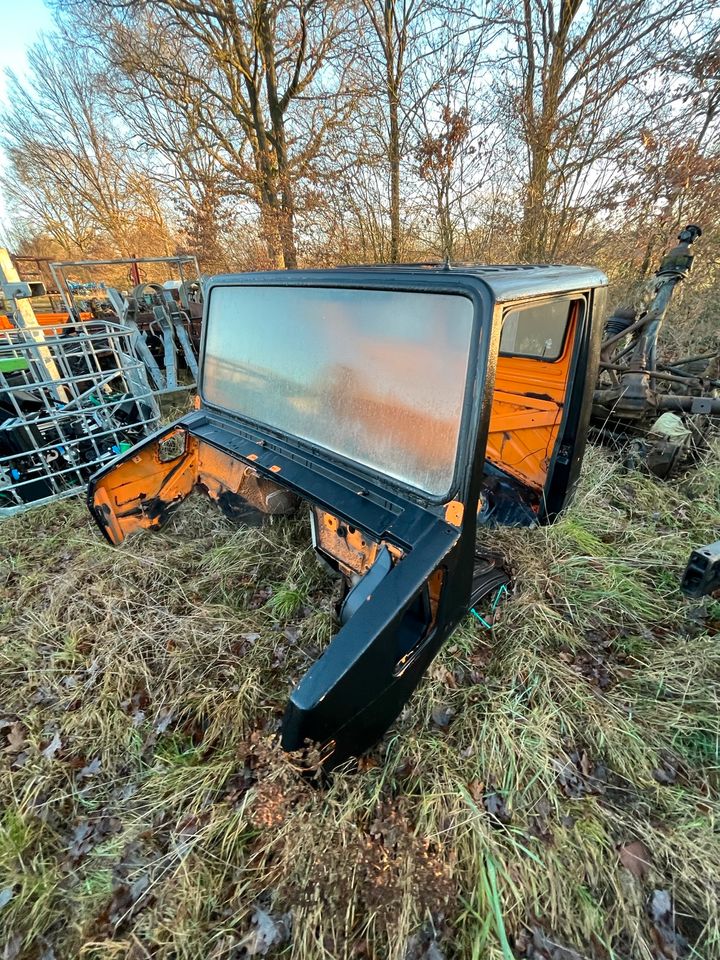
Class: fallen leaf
68,820,94,860
653,756,678,785
107,874,151,928
68,817,122,862
404,931,447,960
126,936,151,960
649,889,672,923
0,887,13,909
79,758,102,779
2,934,22,960
173,814,202,859
425,944,445,960
525,926,584,960
553,750,608,798
468,779,484,801
483,788,511,824
240,907,292,956
529,801,553,844
154,709,174,734
431,704,455,729
42,731,62,760
649,889,689,959
4,722,26,754
619,840,652,878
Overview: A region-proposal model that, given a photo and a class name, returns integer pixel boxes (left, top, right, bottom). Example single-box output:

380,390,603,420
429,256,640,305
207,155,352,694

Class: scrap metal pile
592,225,720,478
0,252,200,513
0,319,159,513
51,256,203,393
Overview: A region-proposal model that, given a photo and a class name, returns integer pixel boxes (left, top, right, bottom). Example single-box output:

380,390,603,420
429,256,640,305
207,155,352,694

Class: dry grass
1,444,719,959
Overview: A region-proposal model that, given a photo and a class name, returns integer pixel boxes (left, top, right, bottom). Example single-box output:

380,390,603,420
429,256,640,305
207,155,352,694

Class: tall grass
0,444,718,958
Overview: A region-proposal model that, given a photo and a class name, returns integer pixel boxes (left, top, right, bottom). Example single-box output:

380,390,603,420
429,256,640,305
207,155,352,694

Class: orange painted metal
92,433,199,543
486,299,579,490
0,311,92,333
444,500,464,526
93,433,304,545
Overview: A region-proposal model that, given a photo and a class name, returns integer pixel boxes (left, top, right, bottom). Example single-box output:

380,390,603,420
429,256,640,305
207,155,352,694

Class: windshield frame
197,273,490,506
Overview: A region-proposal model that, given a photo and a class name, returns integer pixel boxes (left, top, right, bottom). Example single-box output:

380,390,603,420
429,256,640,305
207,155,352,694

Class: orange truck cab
88,263,607,766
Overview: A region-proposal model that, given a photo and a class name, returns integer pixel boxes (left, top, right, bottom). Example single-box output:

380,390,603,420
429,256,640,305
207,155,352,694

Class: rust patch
444,501,464,527
314,508,403,576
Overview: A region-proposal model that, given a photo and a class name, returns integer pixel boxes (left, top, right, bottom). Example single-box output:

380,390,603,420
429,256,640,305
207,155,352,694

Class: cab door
487,296,584,492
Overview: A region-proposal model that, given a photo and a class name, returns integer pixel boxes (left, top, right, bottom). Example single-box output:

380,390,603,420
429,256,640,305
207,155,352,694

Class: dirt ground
1,444,719,959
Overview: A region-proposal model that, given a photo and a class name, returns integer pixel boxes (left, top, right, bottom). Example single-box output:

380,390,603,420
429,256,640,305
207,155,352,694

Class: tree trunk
519,144,550,261
388,91,401,263
278,193,298,269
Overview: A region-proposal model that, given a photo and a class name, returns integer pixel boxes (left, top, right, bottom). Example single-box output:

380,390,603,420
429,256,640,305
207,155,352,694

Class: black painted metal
88,264,607,766
681,541,720,599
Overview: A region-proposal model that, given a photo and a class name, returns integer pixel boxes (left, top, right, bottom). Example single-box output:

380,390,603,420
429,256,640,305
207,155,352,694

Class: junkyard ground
1,443,718,959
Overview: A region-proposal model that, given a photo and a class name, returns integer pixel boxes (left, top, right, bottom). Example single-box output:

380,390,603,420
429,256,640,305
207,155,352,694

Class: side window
500,297,573,360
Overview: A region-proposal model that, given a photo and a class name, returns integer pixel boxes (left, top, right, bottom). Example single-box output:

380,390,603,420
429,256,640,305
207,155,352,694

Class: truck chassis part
681,541,720,598
592,226,720,477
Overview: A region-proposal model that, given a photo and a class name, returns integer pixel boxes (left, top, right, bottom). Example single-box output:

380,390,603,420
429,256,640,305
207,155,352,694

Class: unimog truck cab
88,264,607,766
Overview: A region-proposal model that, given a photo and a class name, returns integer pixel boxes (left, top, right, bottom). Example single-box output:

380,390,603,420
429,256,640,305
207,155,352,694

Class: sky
0,0,54,236
0,0,53,101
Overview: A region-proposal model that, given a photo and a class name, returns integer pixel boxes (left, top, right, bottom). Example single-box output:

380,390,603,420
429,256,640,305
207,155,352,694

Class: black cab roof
210,263,608,304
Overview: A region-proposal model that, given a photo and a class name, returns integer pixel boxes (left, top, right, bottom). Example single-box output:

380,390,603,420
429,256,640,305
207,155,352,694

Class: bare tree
497,0,708,261
0,36,173,257
80,0,357,268
357,1,441,261
411,15,503,261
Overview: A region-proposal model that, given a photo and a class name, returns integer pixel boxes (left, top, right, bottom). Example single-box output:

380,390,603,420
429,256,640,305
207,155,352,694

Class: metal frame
49,255,201,318
49,256,203,395
87,264,606,767
1,319,159,515
592,225,720,477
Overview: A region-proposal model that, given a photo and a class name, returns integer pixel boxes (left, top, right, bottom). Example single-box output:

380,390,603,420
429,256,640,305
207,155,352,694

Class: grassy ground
1,445,718,959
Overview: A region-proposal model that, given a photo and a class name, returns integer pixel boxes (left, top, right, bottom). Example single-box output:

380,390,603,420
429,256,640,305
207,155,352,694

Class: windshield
201,285,475,497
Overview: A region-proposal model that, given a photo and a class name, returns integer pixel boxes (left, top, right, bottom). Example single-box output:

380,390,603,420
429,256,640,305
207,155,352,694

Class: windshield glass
201,285,475,497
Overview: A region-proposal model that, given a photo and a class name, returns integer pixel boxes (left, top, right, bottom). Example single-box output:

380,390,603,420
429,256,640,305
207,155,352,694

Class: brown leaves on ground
553,747,609,799
67,815,122,863
559,647,614,690
652,753,680,786
515,924,590,960
3,720,26,754
41,730,63,760
483,788,512,825
618,840,652,879
431,703,456,730
92,840,155,937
